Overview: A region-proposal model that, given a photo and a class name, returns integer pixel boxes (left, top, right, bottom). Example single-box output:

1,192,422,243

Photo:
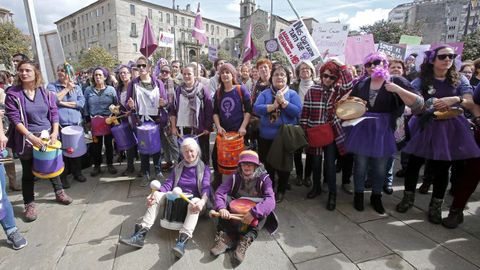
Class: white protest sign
208,45,218,62
312,22,349,58
278,20,321,66
158,32,174,48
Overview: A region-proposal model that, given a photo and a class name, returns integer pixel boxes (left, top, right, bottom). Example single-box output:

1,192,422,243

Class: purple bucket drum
111,121,137,151
91,116,111,136
32,141,65,179
61,126,87,158
136,122,161,155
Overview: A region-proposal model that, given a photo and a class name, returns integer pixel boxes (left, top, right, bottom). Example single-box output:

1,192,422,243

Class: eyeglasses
161,70,170,74
136,64,147,69
322,74,337,81
364,60,382,68
436,54,457,60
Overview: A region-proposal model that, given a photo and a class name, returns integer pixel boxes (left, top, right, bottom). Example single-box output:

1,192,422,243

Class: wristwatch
458,96,464,104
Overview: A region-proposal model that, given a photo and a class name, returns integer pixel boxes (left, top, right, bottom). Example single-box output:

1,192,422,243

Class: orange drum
217,132,244,174
335,97,367,120
229,198,257,215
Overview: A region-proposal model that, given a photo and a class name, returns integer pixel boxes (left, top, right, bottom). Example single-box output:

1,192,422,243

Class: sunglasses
322,73,337,81
161,70,171,74
136,64,147,69
364,60,382,68
436,54,457,60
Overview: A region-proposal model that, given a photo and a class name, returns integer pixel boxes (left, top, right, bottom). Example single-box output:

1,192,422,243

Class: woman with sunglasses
84,67,118,177
5,61,73,222
46,64,86,189
114,64,137,176
126,56,168,186
170,64,213,165
346,52,422,214
397,46,480,224
300,59,353,210
254,64,303,203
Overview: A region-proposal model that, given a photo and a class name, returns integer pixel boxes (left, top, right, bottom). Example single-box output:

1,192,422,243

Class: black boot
428,197,443,224
60,175,71,189
370,194,385,214
442,207,464,229
354,192,364,211
326,192,336,211
307,179,321,199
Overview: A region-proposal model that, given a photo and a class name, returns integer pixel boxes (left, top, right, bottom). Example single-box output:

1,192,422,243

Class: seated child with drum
210,150,278,264
120,137,210,259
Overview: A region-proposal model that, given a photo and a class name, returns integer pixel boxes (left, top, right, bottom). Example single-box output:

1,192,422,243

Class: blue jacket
83,85,117,117
47,81,85,126
253,87,302,140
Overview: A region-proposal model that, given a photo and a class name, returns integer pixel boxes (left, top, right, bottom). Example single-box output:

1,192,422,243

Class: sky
1,0,408,33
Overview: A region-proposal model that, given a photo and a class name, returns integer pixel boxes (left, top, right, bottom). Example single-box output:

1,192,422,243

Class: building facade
388,0,480,44
55,0,241,64
0,7,14,24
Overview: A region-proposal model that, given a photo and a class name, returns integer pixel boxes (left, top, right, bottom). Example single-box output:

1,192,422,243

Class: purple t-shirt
24,91,51,133
160,165,211,197
213,85,252,131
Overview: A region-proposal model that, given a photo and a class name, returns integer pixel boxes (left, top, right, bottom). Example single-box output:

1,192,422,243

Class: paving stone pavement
0,155,479,270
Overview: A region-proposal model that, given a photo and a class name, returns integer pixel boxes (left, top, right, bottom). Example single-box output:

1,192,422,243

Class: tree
359,20,422,44
78,45,117,70
461,30,480,60
0,22,31,69
271,51,289,66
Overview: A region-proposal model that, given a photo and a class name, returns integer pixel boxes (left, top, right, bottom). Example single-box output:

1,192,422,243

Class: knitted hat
238,150,260,166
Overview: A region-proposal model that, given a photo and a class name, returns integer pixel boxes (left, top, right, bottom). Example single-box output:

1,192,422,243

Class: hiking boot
354,192,364,211
120,225,149,248
370,194,385,214
210,231,233,256
90,166,101,177
24,202,37,222
428,197,443,224
7,229,27,250
107,165,117,175
442,207,464,229
172,233,190,258
55,189,73,205
326,192,336,211
234,235,254,264
396,191,415,213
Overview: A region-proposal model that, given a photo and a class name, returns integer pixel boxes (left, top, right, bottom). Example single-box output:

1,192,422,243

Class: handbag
306,123,334,148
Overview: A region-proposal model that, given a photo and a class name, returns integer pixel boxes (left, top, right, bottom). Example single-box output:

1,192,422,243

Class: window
131,23,137,37
211,25,214,34
225,40,229,50
171,26,174,33
188,18,191,27
108,44,111,50
133,43,137,52
181,17,185,26
148,9,152,19
226,29,229,36
217,26,219,34
206,23,209,31
216,38,219,45
97,23,100,34
86,13,88,21
109,19,112,30
167,13,170,24
101,6,104,15
96,9,99,17
159,12,163,22
159,27,163,32
449,25,456,30
108,3,110,12
174,15,177,24
87,27,90,37
181,32,185,41
451,17,457,22
211,37,214,45
130,4,135,16
243,6,247,17
448,34,455,39
91,25,94,35
103,21,105,32
68,34,70,43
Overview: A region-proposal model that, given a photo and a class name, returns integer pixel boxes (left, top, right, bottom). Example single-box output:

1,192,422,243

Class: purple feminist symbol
221,97,235,118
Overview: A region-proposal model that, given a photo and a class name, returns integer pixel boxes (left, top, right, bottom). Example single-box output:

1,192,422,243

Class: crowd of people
0,45,479,265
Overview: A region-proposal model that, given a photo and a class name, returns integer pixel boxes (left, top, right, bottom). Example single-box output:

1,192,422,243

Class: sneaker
90,166,101,177
107,165,117,175
172,233,190,258
6,230,27,250
24,202,37,222
55,190,73,205
119,225,149,248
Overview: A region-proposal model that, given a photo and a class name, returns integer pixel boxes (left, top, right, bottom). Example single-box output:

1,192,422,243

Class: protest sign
208,45,218,62
158,32,174,48
399,35,422,45
345,34,375,65
277,20,321,66
377,42,406,60
312,22,349,58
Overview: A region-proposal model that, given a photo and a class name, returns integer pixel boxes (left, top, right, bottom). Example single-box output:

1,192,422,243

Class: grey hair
181,137,201,157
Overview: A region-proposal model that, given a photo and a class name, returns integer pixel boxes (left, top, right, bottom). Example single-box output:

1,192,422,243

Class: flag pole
197,40,200,77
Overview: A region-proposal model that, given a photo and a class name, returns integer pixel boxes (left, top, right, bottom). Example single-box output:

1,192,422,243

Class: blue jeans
354,155,388,195
0,164,17,235
140,152,161,176
385,156,394,187
312,143,337,193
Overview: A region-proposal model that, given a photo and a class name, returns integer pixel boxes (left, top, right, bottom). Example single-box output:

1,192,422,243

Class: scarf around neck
180,81,203,127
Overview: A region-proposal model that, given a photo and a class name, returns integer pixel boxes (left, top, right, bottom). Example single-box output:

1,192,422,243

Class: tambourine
335,97,367,120
433,107,463,120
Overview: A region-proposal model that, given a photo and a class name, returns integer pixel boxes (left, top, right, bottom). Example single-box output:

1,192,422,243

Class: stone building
55,0,241,64
388,0,480,44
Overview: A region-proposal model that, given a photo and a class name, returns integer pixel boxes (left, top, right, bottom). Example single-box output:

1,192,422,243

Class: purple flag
140,16,157,58
192,3,207,44
243,22,257,63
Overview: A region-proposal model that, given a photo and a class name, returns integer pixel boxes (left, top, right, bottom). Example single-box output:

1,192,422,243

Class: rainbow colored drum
136,122,161,155
111,121,137,151
61,126,87,158
32,141,64,179
91,116,111,136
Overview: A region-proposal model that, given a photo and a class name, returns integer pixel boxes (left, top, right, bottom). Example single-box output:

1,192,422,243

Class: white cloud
346,8,390,30
326,12,350,23
226,0,240,13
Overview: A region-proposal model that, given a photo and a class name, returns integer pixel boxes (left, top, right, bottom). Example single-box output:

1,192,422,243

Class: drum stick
209,210,243,221
149,180,161,199
0,158,14,163
172,187,195,206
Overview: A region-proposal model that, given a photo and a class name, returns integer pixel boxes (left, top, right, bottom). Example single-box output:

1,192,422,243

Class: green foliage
0,22,31,69
152,48,173,66
78,45,117,70
461,30,480,60
359,20,423,44
218,49,239,67
271,51,289,66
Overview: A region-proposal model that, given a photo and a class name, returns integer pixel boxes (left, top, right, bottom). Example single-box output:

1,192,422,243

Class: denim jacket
84,85,117,117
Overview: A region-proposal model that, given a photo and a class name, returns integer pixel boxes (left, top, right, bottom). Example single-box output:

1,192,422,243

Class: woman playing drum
5,61,73,222
120,138,210,259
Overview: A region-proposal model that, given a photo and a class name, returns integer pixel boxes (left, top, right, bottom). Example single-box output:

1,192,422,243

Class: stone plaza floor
0,156,479,270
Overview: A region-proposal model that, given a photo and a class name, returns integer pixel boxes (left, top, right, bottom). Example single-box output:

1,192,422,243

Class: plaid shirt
300,66,353,155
